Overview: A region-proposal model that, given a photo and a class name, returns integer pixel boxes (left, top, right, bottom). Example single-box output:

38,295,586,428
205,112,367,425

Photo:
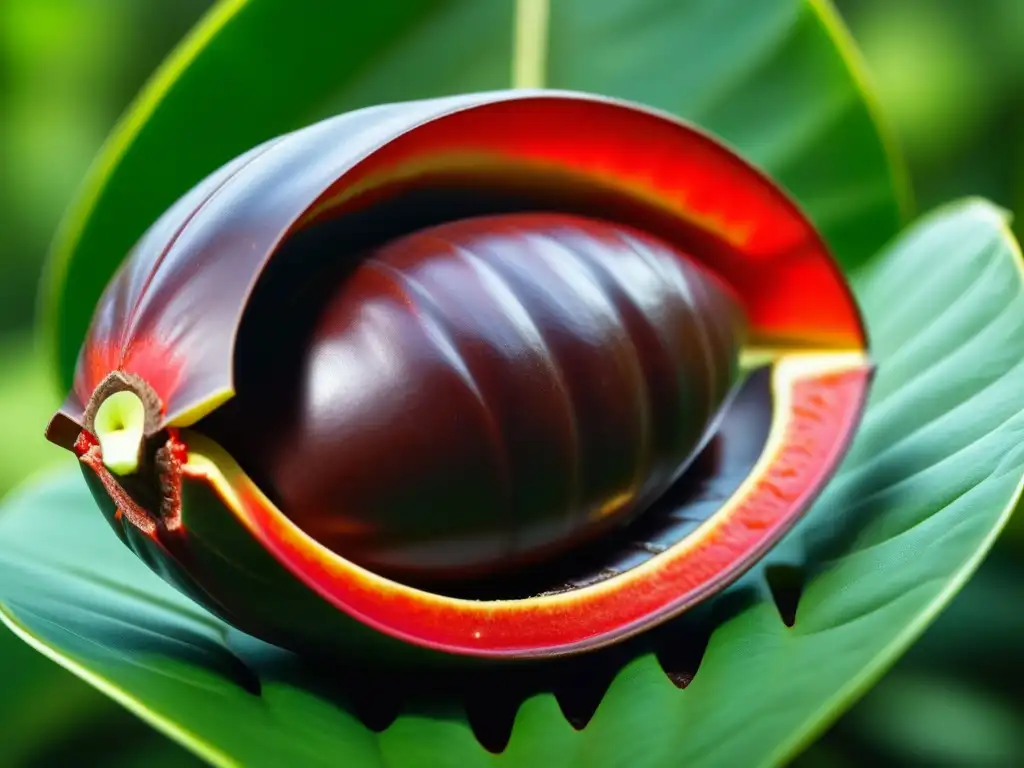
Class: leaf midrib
513,0,550,88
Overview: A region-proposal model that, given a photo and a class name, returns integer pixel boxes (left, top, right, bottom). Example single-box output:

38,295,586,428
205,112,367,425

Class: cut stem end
93,390,147,476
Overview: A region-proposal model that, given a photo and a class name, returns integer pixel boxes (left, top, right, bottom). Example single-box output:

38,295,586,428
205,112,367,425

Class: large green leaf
4,199,1021,767
799,549,1024,766
0,458,202,768
0,618,201,768
41,0,908,393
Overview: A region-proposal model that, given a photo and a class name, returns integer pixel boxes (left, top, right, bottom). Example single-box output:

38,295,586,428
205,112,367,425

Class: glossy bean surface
266,213,746,579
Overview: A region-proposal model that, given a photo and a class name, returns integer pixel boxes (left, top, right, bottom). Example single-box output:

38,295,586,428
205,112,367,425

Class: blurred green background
0,0,1021,765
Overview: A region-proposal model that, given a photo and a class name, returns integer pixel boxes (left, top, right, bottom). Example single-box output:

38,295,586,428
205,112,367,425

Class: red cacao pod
46,90,871,662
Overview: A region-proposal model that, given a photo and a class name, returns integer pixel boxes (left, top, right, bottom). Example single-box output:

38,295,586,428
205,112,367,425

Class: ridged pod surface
265,214,745,580
46,90,872,662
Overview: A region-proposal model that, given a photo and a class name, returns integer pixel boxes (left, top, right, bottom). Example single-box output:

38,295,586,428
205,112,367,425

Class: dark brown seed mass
261,213,746,580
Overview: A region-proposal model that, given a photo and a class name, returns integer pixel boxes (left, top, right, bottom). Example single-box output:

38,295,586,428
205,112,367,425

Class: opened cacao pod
45,90,871,662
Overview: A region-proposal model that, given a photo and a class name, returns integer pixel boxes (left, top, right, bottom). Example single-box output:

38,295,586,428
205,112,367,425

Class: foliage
3,199,1024,767
0,0,1022,765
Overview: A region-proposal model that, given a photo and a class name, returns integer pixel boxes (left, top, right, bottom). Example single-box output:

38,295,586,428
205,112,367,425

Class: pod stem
76,371,184,534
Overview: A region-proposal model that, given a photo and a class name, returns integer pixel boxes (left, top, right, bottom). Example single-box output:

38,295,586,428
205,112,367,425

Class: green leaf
0,480,202,767
5,199,1021,767
802,550,1024,766
41,0,909,393
0,617,113,766
0,622,201,766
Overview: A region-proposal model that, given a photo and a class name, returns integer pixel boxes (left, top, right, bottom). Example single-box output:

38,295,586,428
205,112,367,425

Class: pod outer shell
49,89,871,661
